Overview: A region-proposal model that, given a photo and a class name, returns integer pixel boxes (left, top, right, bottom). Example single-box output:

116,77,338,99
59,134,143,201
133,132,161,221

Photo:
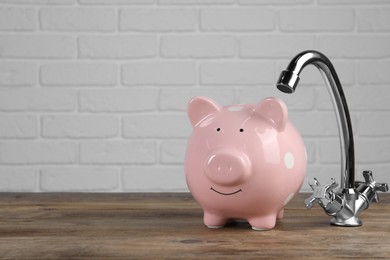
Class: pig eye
216,128,221,132
239,128,244,132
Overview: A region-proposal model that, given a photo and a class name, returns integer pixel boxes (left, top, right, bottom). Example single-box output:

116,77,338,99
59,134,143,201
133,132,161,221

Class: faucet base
329,188,363,227
330,216,362,227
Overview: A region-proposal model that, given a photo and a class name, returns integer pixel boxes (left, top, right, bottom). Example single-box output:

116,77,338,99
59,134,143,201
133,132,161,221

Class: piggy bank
184,96,307,231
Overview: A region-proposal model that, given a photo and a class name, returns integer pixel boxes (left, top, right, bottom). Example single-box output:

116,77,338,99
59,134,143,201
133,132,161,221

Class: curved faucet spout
277,50,388,227
276,50,355,190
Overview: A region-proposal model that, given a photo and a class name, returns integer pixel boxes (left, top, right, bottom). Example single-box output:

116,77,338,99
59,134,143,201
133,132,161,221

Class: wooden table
0,193,389,259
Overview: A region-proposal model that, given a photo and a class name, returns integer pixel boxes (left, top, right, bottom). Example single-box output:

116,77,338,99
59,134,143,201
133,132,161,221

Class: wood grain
0,193,389,259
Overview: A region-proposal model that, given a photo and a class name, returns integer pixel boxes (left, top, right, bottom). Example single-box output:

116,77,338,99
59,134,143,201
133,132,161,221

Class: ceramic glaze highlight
185,96,307,231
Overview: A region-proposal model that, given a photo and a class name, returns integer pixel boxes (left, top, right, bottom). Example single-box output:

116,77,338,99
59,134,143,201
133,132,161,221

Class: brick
122,62,196,86
40,168,119,192
79,88,158,112
319,35,390,58
40,8,115,32
280,8,355,32
0,0,75,3
122,166,188,192
201,8,275,31
240,35,315,58
358,113,390,137
160,140,186,164
79,35,156,59
358,61,390,85
161,35,236,58
355,139,390,164
0,62,36,86
159,0,234,4
120,8,197,32
0,115,37,139
200,62,275,85
289,112,339,137
318,86,390,111
123,114,191,138
358,7,390,32
0,7,36,31
80,0,154,4
40,63,117,86
0,35,75,59
159,87,235,111
42,115,118,138
0,168,37,192
239,0,312,4
237,86,315,111
0,88,76,111
80,141,156,164
318,0,390,4
318,139,340,164
0,142,77,164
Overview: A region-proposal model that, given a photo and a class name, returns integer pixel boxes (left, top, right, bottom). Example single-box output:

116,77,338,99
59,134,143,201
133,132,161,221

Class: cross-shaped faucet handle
305,178,338,209
355,171,389,203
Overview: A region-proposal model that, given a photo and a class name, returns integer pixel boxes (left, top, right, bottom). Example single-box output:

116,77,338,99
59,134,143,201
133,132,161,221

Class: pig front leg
248,214,277,231
203,211,228,229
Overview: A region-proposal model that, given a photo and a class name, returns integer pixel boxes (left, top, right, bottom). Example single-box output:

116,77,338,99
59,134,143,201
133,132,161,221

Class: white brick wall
0,0,389,192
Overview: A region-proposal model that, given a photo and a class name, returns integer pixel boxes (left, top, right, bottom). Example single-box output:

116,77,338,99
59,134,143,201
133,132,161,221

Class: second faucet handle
356,170,389,203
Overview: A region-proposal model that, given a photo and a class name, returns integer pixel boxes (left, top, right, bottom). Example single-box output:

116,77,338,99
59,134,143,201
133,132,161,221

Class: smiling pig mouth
210,187,242,196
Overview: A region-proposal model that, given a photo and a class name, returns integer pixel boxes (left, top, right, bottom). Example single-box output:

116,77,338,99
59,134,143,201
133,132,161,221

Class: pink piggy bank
185,96,307,231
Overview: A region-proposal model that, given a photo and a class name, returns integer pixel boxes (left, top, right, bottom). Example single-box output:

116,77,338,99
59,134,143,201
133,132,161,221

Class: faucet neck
278,50,355,189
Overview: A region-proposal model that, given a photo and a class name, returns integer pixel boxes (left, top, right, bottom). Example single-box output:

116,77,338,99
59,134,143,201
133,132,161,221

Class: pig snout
204,150,251,186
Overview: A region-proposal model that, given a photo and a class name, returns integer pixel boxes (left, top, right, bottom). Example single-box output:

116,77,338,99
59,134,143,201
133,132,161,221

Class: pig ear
187,96,221,127
255,97,288,131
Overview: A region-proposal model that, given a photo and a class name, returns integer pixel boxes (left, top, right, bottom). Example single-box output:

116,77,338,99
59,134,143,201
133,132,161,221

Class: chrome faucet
276,50,388,226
